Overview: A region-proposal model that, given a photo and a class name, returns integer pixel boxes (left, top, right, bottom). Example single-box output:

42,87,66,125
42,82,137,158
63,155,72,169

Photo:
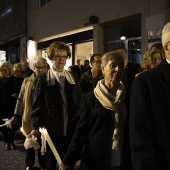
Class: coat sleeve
63,94,91,167
30,76,44,130
14,78,28,116
129,76,156,170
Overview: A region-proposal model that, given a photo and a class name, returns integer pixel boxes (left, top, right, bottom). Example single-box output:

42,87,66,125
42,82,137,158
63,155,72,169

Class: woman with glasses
28,41,81,170
11,57,48,170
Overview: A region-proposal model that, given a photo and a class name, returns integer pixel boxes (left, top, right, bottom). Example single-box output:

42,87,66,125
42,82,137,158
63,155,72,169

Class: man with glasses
80,54,103,94
11,57,47,170
28,41,81,170
130,22,170,170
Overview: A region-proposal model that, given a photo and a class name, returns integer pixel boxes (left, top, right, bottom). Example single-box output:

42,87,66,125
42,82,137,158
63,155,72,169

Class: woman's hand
28,130,38,138
58,164,72,170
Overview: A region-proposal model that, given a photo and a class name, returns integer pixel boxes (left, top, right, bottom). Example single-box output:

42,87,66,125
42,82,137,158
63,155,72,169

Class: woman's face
51,49,68,71
102,57,124,86
0,65,9,78
151,52,162,68
14,65,22,78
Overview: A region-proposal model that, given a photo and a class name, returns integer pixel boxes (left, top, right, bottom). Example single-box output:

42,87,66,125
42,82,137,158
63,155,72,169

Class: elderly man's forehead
21,62,29,66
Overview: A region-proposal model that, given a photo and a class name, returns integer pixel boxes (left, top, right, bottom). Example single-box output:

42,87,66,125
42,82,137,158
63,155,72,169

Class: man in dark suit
116,46,142,170
130,22,170,170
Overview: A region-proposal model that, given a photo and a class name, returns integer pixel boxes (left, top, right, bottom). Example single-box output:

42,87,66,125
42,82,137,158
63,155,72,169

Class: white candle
20,127,29,138
0,123,7,127
39,128,65,170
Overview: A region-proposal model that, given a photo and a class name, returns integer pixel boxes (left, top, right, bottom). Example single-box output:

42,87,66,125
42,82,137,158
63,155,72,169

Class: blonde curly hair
141,49,165,71
0,61,13,78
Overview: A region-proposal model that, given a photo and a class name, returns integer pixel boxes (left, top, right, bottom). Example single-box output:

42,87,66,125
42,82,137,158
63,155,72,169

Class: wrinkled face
151,52,162,68
91,55,102,70
0,65,9,77
102,57,124,85
51,50,68,71
164,42,170,61
33,62,47,76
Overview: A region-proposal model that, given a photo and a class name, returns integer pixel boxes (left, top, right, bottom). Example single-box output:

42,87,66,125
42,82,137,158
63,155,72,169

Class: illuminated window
39,0,53,7
0,51,6,62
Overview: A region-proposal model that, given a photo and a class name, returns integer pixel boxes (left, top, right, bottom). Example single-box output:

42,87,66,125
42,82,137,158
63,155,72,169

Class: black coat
130,60,170,170
63,91,120,170
0,76,21,123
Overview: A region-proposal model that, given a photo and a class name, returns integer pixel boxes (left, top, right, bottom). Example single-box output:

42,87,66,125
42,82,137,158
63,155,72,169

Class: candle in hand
20,127,29,138
39,128,65,170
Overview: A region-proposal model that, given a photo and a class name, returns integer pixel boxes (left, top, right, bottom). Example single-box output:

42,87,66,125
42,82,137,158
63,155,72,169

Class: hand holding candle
20,127,29,138
39,127,65,170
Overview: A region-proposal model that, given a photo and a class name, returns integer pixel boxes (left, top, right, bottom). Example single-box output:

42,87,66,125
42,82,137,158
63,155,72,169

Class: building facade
0,0,169,66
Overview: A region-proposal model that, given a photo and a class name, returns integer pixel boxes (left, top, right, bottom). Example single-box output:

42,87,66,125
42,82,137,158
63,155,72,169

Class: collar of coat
46,69,76,86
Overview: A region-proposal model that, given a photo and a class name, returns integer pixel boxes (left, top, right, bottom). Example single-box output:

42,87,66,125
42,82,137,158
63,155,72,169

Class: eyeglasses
35,66,46,71
53,55,68,61
93,60,101,64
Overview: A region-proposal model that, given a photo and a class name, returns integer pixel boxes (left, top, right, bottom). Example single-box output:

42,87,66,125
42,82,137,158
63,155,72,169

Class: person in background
10,57,47,170
80,54,103,94
0,61,21,151
13,63,24,88
21,61,34,78
116,47,142,169
151,42,165,57
61,51,126,170
28,41,81,170
150,49,165,68
68,65,81,80
135,49,165,77
130,22,170,170
82,59,91,73
77,59,84,76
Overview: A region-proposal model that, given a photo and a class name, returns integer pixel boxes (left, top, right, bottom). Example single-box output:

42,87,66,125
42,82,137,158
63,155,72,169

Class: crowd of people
0,22,170,170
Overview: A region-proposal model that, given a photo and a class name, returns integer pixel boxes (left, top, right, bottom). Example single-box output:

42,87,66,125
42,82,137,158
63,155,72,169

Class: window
39,0,53,7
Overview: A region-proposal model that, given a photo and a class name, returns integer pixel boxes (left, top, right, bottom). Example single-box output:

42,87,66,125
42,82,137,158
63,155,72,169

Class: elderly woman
0,61,21,150
29,41,81,170
61,51,126,170
11,57,47,170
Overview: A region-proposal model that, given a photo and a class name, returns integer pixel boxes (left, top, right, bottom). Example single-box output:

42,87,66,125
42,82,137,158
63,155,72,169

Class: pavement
0,131,40,170
0,131,80,170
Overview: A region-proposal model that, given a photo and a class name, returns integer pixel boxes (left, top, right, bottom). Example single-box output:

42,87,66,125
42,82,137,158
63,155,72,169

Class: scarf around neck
94,79,125,150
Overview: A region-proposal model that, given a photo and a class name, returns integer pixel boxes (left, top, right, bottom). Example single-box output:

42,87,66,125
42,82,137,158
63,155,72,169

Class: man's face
91,55,102,70
164,42,170,61
77,60,82,66
21,63,29,71
34,62,47,76
51,50,68,71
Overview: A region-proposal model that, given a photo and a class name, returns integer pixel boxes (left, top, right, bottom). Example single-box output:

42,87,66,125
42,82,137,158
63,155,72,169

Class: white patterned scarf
46,68,76,136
